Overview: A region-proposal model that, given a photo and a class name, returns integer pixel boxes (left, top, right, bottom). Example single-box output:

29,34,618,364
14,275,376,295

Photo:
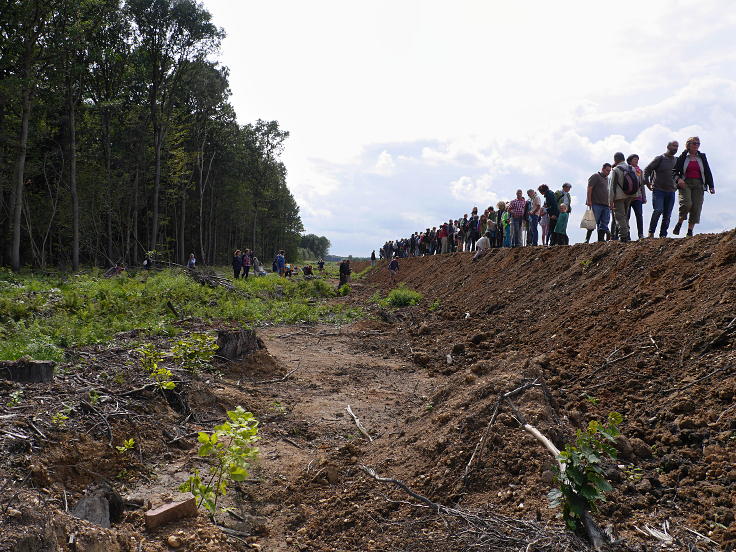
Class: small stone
249,544,262,551
446,354,453,365
326,465,339,484
167,535,182,548
451,343,465,355
7,507,22,518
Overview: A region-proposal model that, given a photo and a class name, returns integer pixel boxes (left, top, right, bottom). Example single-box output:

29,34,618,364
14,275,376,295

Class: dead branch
254,364,301,385
464,380,541,478
346,405,373,442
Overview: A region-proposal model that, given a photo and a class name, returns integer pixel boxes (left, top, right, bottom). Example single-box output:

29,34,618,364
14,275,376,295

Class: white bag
580,208,596,230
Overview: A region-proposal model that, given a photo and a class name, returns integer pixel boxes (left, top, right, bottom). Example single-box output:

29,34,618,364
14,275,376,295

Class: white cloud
372,150,396,176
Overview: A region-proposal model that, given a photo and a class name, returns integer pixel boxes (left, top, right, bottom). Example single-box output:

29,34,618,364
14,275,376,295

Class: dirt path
212,322,437,551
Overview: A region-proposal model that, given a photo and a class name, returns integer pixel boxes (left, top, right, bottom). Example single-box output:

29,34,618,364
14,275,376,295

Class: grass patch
0,269,362,361
382,284,423,308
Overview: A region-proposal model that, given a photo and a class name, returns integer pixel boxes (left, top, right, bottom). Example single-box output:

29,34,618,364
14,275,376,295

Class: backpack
618,165,639,195
554,190,565,206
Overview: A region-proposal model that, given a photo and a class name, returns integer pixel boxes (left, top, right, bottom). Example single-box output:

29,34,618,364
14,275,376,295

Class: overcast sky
205,0,736,256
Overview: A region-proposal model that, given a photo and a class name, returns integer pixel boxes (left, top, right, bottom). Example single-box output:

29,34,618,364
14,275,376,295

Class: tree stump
0,359,55,383
217,329,263,360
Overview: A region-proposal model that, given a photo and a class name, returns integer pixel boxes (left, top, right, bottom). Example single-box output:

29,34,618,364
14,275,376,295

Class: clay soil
1,231,735,552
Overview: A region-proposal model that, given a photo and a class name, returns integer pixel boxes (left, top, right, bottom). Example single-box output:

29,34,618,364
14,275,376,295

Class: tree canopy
0,0,308,269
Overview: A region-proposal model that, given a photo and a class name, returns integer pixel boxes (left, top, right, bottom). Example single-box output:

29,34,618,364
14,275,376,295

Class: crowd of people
379,137,716,258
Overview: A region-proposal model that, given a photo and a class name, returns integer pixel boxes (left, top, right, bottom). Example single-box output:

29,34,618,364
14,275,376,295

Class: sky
204,0,736,256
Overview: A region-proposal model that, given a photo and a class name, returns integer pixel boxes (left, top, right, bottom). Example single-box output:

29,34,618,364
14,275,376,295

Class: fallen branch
346,405,373,442
254,364,301,385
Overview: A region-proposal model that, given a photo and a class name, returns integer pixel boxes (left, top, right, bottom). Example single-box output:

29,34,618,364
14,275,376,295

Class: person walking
388,256,399,284
644,141,679,238
232,250,242,279
371,250,376,267
609,152,638,242
187,253,196,269
585,163,612,242
626,154,647,240
495,202,506,248
538,185,559,245
672,136,715,237
276,250,286,276
508,190,526,247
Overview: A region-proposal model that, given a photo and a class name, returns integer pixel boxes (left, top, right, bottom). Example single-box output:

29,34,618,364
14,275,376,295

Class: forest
0,0,321,271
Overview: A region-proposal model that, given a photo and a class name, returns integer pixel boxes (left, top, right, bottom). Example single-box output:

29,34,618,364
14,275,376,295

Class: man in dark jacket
538,184,559,245
644,141,679,238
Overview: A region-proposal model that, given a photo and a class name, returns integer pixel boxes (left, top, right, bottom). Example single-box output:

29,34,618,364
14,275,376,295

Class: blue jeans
527,214,539,245
503,227,511,247
592,204,611,232
511,217,522,247
649,189,676,237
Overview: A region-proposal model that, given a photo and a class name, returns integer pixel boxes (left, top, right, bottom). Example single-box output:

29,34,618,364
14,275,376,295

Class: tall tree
127,0,222,252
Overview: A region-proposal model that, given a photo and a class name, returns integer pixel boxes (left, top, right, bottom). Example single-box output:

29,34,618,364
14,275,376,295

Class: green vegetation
116,438,136,454
382,284,423,308
180,407,259,514
0,270,362,361
137,344,175,391
548,412,623,530
172,333,218,374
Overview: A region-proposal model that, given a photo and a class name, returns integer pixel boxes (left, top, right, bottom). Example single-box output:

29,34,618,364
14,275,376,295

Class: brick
144,497,197,529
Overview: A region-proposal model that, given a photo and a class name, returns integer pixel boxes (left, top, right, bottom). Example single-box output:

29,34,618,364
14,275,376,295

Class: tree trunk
133,166,139,264
104,109,113,261
150,126,164,251
11,79,33,272
68,89,79,271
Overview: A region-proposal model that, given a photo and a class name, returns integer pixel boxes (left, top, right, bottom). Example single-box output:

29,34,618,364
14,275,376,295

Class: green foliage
428,299,441,312
137,344,175,391
548,412,623,530
337,284,351,296
51,409,70,427
0,270,362,361
383,285,423,308
116,438,136,454
172,333,218,374
7,390,23,407
88,390,101,406
180,407,259,513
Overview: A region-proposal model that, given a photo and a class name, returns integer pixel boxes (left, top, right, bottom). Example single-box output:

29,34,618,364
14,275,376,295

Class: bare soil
1,231,735,551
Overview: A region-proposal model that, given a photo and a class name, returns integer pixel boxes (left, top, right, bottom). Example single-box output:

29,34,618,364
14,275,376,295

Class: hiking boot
686,229,693,237
597,230,605,242
647,232,654,239
672,221,682,235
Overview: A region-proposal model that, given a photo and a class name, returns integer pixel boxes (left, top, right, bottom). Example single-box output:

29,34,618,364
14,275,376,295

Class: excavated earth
1,231,735,552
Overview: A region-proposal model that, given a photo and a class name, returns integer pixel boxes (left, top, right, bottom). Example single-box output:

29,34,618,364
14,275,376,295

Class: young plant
171,333,218,374
116,438,136,454
137,344,175,391
180,406,259,514
51,411,70,427
7,390,23,407
548,412,622,530
88,390,101,406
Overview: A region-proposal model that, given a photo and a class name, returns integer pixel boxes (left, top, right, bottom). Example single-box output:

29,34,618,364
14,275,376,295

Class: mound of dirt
340,231,735,549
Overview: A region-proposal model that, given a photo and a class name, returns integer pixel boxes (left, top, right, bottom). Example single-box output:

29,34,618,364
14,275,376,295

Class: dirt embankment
0,232,734,552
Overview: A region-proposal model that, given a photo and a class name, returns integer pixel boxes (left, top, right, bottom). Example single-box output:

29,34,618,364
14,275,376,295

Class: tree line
0,0,309,271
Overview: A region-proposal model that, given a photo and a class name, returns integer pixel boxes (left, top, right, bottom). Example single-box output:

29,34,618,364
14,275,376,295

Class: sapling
180,406,259,514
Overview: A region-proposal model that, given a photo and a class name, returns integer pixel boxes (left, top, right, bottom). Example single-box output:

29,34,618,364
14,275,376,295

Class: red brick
144,497,197,529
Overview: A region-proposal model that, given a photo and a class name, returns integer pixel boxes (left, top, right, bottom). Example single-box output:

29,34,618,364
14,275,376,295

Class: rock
412,352,431,366
630,437,651,459
167,535,182,548
451,343,465,355
0,359,54,383
470,333,486,345
325,465,339,484
446,354,453,365
145,497,197,529
540,470,555,485
71,485,123,528
635,478,652,494
614,435,634,460
216,329,263,360
469,361,491,376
